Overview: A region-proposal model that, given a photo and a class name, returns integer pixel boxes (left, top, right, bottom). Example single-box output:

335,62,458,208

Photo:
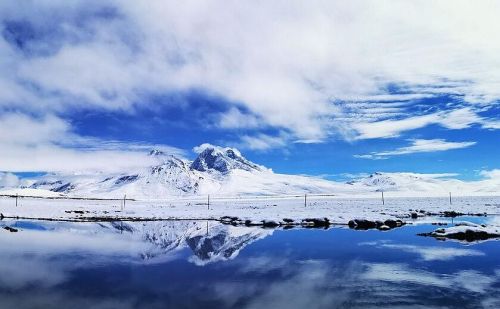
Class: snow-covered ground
0,188,64,198
1,146,499,228
1,195,499,224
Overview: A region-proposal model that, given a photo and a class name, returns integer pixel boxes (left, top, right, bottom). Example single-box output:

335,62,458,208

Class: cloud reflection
360,240,485,261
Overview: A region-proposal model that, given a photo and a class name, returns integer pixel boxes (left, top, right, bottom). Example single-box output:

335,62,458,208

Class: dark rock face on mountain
190,146,262,174
148,156,201,193
30,180,63,189
149,149,166,156
115,175,139,185
52,182,76,193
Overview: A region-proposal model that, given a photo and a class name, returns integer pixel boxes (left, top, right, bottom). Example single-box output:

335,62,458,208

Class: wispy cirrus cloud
352,107,489,140
355,138,476,160
239,133,289,151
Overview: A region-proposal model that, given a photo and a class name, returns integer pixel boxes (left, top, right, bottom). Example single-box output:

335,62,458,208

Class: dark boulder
383,219,404,229
220,216,239,224
449,230,495,242
302,218,330,228
3,226,18,232
418,227,500,242
349,218,405,230
442,211,464,217
262,220,279,228
349,219,377,230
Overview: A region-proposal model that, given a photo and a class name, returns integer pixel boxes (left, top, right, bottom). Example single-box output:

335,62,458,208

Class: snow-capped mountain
6,145,500,198
25,145,341,198
30,153,214,198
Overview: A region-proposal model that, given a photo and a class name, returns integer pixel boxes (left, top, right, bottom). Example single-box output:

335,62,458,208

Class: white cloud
0,113,185,173
0,0,499,149
0,172,20,187
362,242,484,261
482,119,500,130
353,114,440,139
363,263,496,294
355,138,476,159
439,108,482,129
216,108,263,129
480,169,500,179
352,107,493,140
192,143,230,154
0,113,69,145
239,133,288,151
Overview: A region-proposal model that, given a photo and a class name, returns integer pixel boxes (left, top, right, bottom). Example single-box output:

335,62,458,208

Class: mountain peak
149,149,166,156
190,144,262,173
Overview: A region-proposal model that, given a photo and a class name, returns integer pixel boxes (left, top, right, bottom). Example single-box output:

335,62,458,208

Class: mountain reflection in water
0,219,499,309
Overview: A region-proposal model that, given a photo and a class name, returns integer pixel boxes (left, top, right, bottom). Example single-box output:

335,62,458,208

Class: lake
0,217,499,308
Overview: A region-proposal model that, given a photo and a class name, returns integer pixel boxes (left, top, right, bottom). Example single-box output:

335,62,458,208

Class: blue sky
64,94,498,180
0,1,499,181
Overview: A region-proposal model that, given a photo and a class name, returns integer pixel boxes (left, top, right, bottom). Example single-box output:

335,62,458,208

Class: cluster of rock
219,216,331,228
418,222,500,242
439,211,487,217
403,209,487,219
220,216,409,230
348,219,406,231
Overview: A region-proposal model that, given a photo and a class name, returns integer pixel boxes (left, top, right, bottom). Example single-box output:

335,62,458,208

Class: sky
0,0,499,183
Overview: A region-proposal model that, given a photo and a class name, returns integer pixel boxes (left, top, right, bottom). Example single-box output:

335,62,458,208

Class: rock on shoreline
348,219,406,231
418,222,500,242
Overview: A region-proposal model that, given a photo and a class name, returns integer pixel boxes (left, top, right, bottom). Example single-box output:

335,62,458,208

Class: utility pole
15,194,18,207
207,194,210,210
449,192,452,205
381,191,385,205
304,194,307,207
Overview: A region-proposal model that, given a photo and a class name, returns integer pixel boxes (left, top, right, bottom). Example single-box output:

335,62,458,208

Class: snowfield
1,194,499,225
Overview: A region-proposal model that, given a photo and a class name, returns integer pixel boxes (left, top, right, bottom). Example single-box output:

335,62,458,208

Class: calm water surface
0,217,499,309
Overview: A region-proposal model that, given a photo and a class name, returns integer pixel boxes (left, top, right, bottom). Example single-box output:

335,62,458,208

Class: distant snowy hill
346,172,461,192
2,144,499,198
346,172,500,196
